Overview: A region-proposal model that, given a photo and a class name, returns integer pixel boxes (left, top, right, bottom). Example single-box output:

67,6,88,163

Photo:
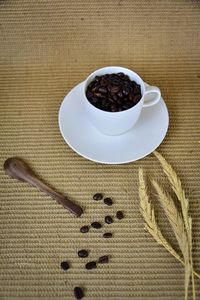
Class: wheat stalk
153,151,196,300
152,180,188,255
138,168,200,286
153,151,189,230
152,180,191,300
139,168,183,261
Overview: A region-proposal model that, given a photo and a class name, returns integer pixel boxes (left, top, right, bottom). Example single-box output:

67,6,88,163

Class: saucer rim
58,82,169,164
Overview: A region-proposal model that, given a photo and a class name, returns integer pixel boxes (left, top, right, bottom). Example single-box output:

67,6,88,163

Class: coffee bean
93,193,103,201
133,94,141,103
98,87,107,93
117,91,123,98
116,211,124,220
102,99,109,108
122,104,130,110
90,97,98,104
117,72,125,77
95,76,101,82
103,232,112,238
60,261,70,271
88,82,95,89
91,222,102,229
122,86,130,95
78,249,88,258
80,225,89,233
85,261,97,270
111,104,118,112
105,216,113,224
104,198,113,206
100,79,108,87
112,80,121,86
110,93,118,101
74,287,84,299
86,91,93,99
98,255,109,264
108,97,115,103
128,94,134,101
124,75,129,81
127,101,134,108
94,92,103,98
110,85,120,93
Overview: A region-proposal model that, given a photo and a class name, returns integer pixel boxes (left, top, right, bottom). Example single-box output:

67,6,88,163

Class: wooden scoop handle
4,157,83,217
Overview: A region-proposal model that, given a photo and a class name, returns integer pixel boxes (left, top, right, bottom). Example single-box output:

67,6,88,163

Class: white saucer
59,82,169,164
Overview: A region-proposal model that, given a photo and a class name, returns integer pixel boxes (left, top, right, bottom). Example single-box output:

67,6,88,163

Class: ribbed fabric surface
0,1,200,299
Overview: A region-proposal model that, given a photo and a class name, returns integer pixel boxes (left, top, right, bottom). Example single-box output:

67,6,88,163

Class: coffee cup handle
143,85,161,107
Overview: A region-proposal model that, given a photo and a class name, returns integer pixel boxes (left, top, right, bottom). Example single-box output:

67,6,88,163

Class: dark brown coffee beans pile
86,73,142,112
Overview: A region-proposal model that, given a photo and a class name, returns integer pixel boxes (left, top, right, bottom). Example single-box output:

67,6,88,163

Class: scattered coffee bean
91,222,102,229
80,225,89,233
93,193,103,201
116,211,124,220
78,249,88,258
60,261,70,271
85,261,97,270
74,286,84,299
86,73,142,112
105,216,113,224
104,197,113,206
103,232,113,238
98,255,109,264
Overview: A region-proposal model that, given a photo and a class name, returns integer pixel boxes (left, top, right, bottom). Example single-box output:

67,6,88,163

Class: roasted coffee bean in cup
86,73,142,112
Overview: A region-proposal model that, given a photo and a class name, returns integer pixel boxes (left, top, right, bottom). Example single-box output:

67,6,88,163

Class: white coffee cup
83,66,161,136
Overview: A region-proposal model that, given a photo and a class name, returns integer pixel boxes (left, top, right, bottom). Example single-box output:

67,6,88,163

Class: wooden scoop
4,157,83,217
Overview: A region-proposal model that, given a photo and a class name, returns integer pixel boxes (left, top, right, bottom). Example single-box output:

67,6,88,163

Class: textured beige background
0,0,200,299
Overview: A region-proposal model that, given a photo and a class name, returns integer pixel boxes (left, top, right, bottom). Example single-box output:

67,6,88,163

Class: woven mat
0,1,200,299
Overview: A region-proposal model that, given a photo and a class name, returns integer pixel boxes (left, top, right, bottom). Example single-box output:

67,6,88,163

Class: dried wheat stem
153,151,189,227
139,168,182,260
152,180,187,254
139,167,200,287
151,179,191,300
153,151,196,300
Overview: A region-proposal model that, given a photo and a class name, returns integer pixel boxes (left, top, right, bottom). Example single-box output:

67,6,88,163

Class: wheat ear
154,151,195,300
139,168,200,280
139,168,184,263
152,180,191,300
